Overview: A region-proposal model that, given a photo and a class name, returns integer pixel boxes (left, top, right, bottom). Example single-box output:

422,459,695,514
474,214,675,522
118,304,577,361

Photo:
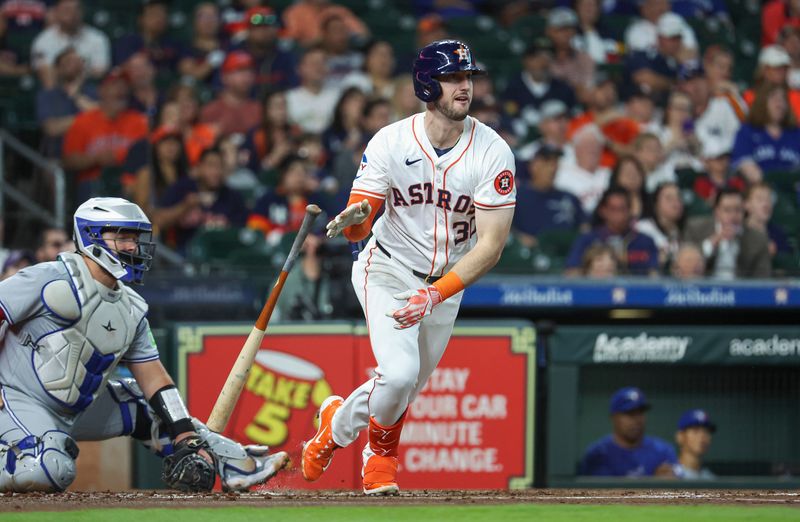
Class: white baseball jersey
351,113,516,279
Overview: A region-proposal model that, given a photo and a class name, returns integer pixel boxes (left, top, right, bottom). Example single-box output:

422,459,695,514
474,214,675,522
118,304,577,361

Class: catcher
0,197,289,492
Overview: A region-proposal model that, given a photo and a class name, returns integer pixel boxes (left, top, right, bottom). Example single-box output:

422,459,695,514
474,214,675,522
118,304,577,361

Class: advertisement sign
550,326,800,365
176,322,535,490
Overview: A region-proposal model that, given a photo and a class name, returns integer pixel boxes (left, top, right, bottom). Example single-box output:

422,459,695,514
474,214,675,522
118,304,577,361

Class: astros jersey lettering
352,113,516,278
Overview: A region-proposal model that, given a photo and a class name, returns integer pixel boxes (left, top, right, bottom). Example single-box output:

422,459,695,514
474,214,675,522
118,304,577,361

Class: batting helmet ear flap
414,68,442,103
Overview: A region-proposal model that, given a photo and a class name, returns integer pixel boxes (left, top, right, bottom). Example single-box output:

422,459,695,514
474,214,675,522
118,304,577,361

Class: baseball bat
206,204,323,433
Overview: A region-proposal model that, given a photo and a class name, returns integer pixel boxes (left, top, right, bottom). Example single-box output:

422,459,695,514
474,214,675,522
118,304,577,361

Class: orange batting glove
387,286,443,329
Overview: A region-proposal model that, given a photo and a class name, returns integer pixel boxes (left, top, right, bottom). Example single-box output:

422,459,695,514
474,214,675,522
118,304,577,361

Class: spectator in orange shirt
743,45,800,121
62,68,148,203
568,72,641,168
199,51,262,136
762,0,800,46
165,84,219,166
282,0,369,48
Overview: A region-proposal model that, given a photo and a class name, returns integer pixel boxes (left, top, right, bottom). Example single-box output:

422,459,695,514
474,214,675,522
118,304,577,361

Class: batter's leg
331,273,422,447
0,387,77,492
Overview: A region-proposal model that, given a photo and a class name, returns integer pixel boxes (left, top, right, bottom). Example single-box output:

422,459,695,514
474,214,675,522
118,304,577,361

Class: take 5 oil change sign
177,323,535,490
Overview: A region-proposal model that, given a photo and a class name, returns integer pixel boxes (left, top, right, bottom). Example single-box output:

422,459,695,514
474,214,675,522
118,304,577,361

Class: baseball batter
0,197,289,492
302,40,516,494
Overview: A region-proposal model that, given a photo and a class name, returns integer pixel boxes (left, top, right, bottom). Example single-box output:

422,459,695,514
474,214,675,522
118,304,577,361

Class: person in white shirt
515,99,575,163
286,45,342,134
555,123,610,214
30,0,110,88
673,409,717,480
625,2,697,62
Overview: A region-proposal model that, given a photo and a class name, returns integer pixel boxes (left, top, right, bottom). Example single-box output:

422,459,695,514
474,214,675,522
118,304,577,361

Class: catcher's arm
129,360,217,491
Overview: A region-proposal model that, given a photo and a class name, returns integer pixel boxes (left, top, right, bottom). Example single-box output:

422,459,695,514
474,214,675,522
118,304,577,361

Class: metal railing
0,129,66,231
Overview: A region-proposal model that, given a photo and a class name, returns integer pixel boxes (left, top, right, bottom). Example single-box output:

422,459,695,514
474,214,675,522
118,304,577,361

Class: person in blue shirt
566,187,660,276
113,0,185,73
513,144,587,247
579,386,677,477
732,84,800,182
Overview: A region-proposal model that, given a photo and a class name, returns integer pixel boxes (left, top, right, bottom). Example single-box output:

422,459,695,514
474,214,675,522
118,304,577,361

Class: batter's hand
387,286,442,329
326,199,371,238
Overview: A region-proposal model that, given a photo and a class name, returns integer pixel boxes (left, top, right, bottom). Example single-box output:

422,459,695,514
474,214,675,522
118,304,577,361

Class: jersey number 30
453,217,476,245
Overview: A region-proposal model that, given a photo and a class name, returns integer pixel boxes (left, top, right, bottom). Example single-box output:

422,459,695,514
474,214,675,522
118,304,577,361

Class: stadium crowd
1,0,799,283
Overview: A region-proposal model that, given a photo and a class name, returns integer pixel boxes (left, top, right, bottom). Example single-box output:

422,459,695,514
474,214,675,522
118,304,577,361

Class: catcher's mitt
162,435,217,491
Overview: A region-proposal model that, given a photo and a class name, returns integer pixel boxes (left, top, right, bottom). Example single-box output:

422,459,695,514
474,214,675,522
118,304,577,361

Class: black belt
374,240,442,284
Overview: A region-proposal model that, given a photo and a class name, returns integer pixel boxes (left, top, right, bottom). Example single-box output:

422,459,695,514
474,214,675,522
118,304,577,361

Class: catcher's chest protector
34,253,146,411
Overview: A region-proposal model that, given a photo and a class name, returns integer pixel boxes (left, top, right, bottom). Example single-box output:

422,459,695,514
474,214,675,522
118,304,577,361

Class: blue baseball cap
677,409,716,432
609,386,651,414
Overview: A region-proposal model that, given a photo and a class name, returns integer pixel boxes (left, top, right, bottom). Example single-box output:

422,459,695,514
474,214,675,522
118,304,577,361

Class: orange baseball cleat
362,454,400,495
301,395,343,481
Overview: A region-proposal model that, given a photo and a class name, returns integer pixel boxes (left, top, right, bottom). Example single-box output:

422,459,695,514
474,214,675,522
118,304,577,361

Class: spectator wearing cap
580,386,677,477
683,187,771,279
762,0,800,46
516,99,574,164
227,7,298,94
685,48,746,159
501,38,575,143
744,182,793,258
30,0,110,88
622,14,683,103
673,409,716,480
62,69,148,203
157,147,247,253
556,124,611,214
566,187,659,276
178,2,226,87
0,250,35,281
286,45,341,134
567,73,640,169
624,0,698,60
743,45,800,121
113,0,184,73
36,46,98,159
123,124,188,217
693,140,744,205
546,7,595,106
321,14,365,88
199,51,262,136
573,0,620,64
671,242,705,278
733,84,800,183
513,144,586,249
342,40,397,100
282,0,369,48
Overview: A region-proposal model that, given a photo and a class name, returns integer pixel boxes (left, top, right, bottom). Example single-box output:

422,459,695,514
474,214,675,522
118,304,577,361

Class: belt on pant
374,240,442,284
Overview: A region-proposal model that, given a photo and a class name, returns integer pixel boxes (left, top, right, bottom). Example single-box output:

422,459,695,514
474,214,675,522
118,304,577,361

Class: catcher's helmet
412,39,485,103
73,197,155,284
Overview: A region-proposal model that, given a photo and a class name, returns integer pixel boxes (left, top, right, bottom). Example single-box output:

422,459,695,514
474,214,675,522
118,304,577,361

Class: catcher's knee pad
0,430,79,492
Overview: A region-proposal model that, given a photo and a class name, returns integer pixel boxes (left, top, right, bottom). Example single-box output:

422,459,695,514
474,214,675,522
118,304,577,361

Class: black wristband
149,384,194,439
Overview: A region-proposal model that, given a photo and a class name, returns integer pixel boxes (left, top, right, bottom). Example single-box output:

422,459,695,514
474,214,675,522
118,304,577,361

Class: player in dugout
301,39,516,494
580,386,677,477
0,197,289,492
673,408,717,480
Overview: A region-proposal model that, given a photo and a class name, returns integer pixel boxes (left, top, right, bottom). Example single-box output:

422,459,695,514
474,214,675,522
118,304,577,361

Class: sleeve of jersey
343,132,390,241
0,265,49,326
122,317,161,363
473,139,517,211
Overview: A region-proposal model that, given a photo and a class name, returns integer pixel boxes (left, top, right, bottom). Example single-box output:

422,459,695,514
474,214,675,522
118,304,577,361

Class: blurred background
0,0,799,490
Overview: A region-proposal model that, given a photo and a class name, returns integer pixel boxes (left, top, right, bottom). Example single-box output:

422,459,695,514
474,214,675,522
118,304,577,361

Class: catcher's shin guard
0,431,78,492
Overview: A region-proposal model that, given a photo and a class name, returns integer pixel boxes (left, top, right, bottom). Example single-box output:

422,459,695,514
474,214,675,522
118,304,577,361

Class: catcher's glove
162,435,217,492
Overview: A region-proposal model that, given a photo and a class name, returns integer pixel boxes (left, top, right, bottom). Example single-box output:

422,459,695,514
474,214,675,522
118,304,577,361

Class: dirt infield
1,489,799,512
